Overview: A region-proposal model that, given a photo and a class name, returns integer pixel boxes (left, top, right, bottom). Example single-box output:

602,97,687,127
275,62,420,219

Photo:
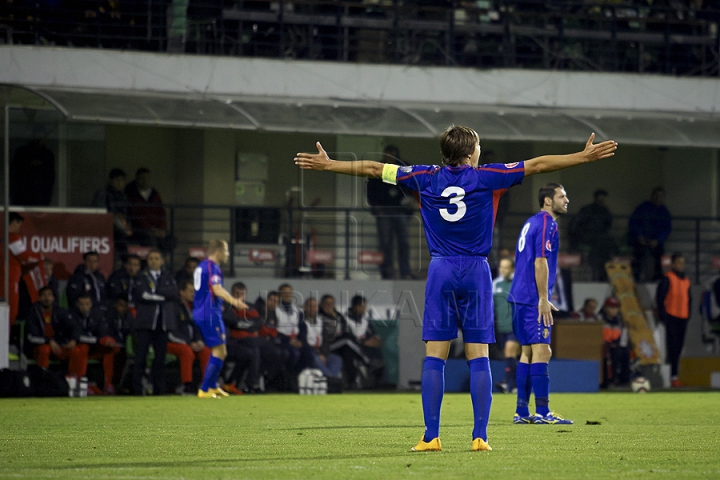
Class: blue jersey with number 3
509,211,559,306
393,163,525,257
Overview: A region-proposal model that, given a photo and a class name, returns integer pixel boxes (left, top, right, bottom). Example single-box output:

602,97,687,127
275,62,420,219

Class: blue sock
504,356,517,387
421,356,445,442
515,362,531,417
530,362,550,416
201,356,224,392
468,357,492,441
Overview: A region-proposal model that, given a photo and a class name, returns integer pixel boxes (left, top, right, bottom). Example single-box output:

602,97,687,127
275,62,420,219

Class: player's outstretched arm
294,142,384,178
211,284,248,310
524,133,617,177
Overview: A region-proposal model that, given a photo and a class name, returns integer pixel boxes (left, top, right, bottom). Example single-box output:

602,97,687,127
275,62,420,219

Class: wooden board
605,262,660,365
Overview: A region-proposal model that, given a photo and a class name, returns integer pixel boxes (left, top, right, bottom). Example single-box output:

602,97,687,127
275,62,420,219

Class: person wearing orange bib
656,253,691,388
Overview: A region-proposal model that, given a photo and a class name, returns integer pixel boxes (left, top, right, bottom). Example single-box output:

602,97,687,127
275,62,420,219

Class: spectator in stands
167,279,211,395
71,293,120,395
656,253,691,388
568,189,617,281
276,283,313,380
223,282,266,395
629,187,672,282
66,251,107,310
24,286,86,378
3,212,44,326
492,257,518,394
131,249,178,395
106,254,141,308
125,168,176,255
258,290,280,328
600,296,630,388
10,124,55,206
104,295,133,393
345,295,385,388
366,145,414,280
175,256,200,285
43,258,59,307
319,294,360,387
303,297,343,379
576,298,599,322
92,168,133,260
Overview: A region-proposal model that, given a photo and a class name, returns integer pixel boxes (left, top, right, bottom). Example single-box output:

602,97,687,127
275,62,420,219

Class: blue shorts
422,256,495,344
510,303,552,346
194,311,226,348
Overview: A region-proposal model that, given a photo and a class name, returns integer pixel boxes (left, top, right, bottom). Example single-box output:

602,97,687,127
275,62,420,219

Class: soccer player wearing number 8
294,127,617,451
508,184,573,425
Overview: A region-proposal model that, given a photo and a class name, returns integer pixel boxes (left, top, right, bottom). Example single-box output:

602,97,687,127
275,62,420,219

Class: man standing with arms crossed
510,184,574,425
295,129,616,451
194,240,248,398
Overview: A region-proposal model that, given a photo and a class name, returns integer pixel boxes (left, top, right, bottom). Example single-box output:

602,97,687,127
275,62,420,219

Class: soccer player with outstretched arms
295,127,616,451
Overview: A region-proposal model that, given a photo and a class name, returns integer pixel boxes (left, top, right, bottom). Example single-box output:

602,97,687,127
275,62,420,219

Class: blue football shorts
422,256,495,344
194,311,226,348
510,303,552,346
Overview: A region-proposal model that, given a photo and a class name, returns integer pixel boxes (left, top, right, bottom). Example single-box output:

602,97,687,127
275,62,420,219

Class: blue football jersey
509,211,559,306
193,259,224,320
392,162,525,257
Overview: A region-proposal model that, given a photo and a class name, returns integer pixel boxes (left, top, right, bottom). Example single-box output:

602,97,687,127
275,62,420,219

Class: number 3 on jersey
440,187,467,222
517,222,531,252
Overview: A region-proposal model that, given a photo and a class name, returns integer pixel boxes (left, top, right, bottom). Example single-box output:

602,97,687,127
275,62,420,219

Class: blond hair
207,239,228,256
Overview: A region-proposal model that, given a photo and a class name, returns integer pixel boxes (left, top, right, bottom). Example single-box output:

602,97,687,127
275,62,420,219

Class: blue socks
421,356,445,442
515,362,531,417
468,357,492,441
201,355,224,392
530,362,550,416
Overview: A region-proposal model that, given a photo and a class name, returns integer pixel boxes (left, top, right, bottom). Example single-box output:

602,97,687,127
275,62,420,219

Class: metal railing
1,0,718,76
162,204,720,285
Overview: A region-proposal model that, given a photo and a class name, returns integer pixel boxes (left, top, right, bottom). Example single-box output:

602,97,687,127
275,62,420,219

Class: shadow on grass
278,423,467,431
30,449,477,471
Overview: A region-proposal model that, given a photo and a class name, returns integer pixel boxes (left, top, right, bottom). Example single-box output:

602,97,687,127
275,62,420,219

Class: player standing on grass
295,128,616,451
509,184,574,425
194,239,248,399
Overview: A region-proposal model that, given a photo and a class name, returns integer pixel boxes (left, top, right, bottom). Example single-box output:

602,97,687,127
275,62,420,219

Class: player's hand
537,298,558,327
582,133,617,162
234,298,248,310
294,142,332,171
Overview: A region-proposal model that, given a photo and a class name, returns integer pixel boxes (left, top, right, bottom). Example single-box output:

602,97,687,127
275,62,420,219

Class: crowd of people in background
13,247,387,396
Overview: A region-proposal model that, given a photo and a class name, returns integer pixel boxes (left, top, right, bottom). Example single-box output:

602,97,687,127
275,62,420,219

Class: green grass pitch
1,392,719,479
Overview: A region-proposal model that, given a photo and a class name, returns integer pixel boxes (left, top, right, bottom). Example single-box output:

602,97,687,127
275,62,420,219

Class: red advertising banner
1,210,114,280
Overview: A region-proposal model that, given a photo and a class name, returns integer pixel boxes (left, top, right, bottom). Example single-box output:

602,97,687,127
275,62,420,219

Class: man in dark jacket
125,168,175,254
25,286,86,378
629,187,672,282
71,293,120,394
167,279,211,394
366,145,414,280
92,168,133,259
66,251,107,310
106,254,141,312
131,249,178,395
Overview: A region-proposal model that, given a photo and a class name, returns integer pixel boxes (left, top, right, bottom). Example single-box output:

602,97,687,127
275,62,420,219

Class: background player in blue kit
195,239,248,399
295,129,617,451
509,184,573,424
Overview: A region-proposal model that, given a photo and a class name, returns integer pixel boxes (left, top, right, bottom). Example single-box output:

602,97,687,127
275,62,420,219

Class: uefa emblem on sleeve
504,162,519,168
545,240,552,251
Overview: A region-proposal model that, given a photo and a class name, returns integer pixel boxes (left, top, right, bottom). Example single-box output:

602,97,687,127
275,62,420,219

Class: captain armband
381,164,399,185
